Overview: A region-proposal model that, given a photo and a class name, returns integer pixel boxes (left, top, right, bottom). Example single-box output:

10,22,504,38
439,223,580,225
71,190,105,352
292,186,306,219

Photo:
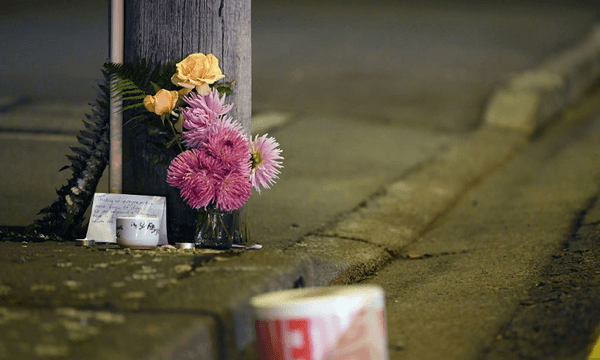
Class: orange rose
171,53,225,93
143,89,179,115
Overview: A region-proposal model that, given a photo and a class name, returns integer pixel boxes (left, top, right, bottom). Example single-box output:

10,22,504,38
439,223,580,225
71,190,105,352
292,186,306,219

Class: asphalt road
363,89,600,360
253,0,599,131
1,0,598,130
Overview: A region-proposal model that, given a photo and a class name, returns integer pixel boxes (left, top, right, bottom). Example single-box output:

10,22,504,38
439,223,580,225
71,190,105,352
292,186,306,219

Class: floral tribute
139,53,283,212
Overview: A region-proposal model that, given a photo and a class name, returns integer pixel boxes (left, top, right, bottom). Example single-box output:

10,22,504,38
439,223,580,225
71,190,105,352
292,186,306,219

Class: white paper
85,193,167,244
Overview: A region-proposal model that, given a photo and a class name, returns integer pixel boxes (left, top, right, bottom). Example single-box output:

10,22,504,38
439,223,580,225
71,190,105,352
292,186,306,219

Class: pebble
34,344,69,357
139,266,157,274
122,291,145,299
62,281,80,289
30,284,56,292
174,264,193,274
56,307,123,323
76,289,106,300
94,312,125,324
156,279,178,289
110,259,128,266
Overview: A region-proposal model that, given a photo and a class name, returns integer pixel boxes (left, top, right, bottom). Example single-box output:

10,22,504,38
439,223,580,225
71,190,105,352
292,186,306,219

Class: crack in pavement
397,249,472,260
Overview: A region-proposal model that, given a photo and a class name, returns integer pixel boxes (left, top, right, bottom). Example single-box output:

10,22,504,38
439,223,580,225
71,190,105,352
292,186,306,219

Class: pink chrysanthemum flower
181,116,211,148
249,134,283,193
205,121,250,169
167,149,225,209
181,169,217,209
181,107,211,130
182,114,244,148
180,89,234,148
182,89,233,131
166,149,199,188
215,168,252,211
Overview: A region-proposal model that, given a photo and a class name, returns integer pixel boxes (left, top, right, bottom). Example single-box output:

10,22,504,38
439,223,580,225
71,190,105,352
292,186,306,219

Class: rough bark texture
123,0,251,132
122,0,251,243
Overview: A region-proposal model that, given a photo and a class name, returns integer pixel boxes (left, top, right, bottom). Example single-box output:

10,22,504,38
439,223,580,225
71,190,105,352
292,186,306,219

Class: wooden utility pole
121,0,251,241
123,0,251,134
109,0,124,194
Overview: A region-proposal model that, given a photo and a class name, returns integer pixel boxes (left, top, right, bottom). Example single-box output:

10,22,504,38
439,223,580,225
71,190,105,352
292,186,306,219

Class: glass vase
194,207,243,249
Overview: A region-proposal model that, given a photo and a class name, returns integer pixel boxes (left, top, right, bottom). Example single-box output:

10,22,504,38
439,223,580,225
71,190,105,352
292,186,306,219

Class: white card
85,193,167,244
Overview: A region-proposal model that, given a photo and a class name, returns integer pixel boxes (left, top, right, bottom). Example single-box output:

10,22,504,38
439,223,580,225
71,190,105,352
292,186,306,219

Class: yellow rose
143,89,179,116
171,53,225,92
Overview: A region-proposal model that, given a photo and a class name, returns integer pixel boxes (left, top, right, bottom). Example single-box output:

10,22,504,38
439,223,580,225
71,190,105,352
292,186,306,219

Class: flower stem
167,115,184,153
217,213,231,242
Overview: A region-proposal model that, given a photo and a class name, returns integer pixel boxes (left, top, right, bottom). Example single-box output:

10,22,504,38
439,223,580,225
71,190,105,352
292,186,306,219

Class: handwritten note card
85,193,167,244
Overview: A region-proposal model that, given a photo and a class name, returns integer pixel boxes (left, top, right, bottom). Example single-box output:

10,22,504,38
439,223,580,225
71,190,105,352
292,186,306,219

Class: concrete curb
315,127,526,254
484,24,600,134
0,101,90,134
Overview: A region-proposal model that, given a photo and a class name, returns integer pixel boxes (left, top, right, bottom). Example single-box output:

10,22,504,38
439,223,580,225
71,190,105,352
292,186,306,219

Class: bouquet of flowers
112,53,283,247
